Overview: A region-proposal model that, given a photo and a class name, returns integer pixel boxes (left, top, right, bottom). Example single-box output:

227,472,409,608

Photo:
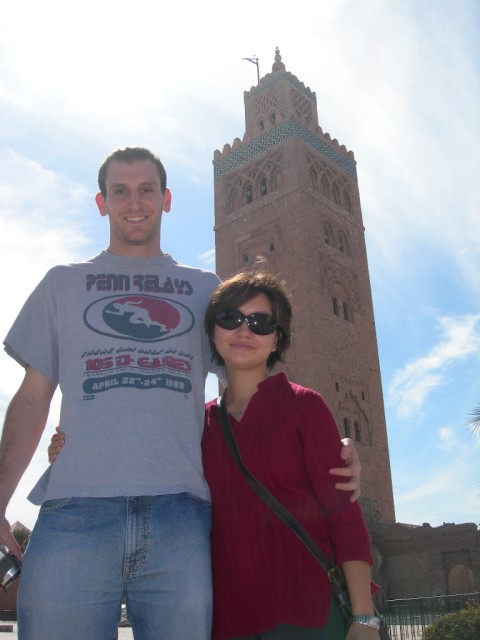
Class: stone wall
372,522,480,600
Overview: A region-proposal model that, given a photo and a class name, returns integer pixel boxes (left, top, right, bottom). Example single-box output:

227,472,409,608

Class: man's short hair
98,147,167,196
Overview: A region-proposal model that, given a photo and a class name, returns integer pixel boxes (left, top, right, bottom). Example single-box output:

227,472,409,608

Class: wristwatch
351,614,381,630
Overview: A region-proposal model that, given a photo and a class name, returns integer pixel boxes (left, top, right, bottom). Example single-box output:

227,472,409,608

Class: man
0,147,361,640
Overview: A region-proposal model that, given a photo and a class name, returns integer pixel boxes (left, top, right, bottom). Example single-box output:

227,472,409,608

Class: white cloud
388,314,480,419
198,248,216,268
0,150,91,299
436,425,480,454
350,5,480,298
0,150,91,254
396,472,452,504
437,427,456,451
396,484,479,527
0,150,93,398
394,430,480,526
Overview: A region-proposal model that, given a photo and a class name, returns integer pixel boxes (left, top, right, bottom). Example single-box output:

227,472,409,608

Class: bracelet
351,614,381,630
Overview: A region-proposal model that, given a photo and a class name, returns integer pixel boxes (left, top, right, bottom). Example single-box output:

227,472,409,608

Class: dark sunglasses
215,309,278,335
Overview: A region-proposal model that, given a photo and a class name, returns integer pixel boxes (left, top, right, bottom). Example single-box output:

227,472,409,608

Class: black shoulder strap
216,395,362,625
217,395,335,575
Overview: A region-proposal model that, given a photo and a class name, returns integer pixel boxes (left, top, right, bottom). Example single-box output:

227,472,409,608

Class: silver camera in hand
0,544,21,590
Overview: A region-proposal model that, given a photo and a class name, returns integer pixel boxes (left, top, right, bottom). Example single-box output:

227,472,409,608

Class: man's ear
162,188,172,213
95,192,108,217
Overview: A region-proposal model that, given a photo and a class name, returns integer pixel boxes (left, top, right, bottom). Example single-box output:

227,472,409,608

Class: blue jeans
18,494,212,640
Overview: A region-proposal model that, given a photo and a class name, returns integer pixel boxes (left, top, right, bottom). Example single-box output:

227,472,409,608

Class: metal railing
382,592,480,639
0,609,16,622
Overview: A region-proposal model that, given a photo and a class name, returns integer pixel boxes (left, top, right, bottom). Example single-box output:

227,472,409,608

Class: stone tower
213,49,395,525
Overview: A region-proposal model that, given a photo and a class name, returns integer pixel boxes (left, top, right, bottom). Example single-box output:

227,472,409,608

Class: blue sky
0,0,479,531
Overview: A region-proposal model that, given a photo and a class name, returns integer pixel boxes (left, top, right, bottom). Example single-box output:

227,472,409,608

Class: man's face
95,159,171,256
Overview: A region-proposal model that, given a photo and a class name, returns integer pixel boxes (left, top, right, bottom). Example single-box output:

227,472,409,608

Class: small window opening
354,421,361,442
332,298,339,316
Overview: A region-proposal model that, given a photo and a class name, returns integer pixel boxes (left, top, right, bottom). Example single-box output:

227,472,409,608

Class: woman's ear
271,331,279,352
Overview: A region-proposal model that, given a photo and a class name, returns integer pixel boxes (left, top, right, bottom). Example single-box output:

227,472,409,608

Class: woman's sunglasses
215,309,278,335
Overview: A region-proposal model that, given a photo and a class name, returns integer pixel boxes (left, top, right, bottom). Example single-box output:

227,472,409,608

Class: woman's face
213,293,278,376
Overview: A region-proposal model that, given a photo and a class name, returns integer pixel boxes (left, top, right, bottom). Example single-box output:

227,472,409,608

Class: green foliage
423,604,480,640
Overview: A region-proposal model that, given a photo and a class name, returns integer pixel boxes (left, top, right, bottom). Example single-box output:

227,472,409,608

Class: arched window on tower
344,191,353,214
271,168,283,191
332,297,339,316
310,166,318,190
270,112,276,125
324,223,333,245
227,188,239,214
343,418,351,438
354,421,361,443
259,175,267,197
332,183,341,205
343,301,350,321
321,174,330,198
338,231,349,254
245,183,253,204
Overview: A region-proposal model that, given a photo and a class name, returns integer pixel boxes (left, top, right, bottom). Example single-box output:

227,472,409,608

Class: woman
202,270,380,640
48,270,378,639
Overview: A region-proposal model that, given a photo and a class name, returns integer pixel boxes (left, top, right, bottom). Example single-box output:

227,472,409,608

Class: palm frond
468,402,480,434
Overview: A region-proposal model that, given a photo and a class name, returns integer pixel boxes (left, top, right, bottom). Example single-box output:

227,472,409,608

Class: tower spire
272,46,285,73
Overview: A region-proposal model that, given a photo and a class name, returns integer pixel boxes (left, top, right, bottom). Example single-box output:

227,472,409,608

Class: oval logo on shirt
83,295,194,342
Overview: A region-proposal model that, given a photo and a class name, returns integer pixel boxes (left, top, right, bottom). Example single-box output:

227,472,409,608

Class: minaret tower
213,49,395,525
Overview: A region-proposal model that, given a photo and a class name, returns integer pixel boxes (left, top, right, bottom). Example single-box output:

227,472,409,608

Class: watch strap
351,614,381,630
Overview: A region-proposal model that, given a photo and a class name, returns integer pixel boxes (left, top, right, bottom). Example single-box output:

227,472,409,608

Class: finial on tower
272,47,285,73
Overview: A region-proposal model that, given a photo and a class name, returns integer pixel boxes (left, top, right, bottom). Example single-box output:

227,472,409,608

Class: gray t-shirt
4,251,221,505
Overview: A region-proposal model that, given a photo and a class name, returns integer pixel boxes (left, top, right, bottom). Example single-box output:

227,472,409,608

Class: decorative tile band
213,118,357,180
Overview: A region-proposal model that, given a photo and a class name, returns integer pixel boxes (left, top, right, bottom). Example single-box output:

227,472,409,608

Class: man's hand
330,438,362,502
48,427,65,464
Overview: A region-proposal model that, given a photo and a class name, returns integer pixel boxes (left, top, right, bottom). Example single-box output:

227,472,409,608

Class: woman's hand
48,426,65,463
